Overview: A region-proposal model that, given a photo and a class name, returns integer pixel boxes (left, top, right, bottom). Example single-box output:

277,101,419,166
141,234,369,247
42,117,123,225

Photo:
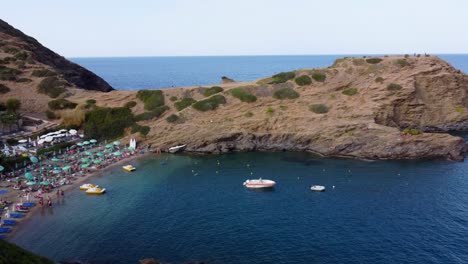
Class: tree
0,112,17,132
6,98,21,113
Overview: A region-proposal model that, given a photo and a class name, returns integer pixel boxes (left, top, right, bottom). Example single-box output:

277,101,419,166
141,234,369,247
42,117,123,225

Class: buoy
247,164,250,167
250,172,253,175
216,171,219,174
333,185,335,189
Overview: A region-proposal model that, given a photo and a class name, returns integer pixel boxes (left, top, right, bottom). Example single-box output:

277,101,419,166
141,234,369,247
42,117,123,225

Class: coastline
4,152,153,239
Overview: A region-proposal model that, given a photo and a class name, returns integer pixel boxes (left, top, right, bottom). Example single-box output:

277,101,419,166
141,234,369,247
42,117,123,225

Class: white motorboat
310,185,325,192
243,178,276,189
168,144,186,153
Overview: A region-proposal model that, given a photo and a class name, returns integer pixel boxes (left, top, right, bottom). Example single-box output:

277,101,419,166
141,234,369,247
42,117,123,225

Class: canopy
30,156,39,163
93,160,102,164
113,141,121,146
96,153,105,157
0,165,4,172
62,166,72,171
77,142,83,147
128,147,135,151
25,172,34,180
51,158,60,162
40,134,48,139
45,136,54,142
85,151,93,156
83,141,90,145
81,158,90,163
90,139,97,143
59,129,67,132
38,139,45,145
105,144,113,149
69,129,78,135
113,151,122,156
18,139,27,143
26,181,36,186
81,163,90,168
40,181,51,186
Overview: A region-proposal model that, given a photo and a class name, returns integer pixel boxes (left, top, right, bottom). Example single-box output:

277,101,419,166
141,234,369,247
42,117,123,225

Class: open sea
7,55,468,263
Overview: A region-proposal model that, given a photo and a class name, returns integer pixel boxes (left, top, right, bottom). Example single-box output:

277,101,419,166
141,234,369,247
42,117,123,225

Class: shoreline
4,152,153,239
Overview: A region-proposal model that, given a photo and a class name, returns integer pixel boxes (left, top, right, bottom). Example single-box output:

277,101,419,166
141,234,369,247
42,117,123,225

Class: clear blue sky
1,0,467,57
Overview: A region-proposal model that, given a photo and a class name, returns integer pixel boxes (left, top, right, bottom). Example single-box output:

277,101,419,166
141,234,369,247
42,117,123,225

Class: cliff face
0,19,112,92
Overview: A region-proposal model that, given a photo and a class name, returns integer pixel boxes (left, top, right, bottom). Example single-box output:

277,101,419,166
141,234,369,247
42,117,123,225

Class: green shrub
131,124,150,136
266,107,274,114
136,89,165,111
84,107,135,140
273,88,300,99
245,111,253,117
342,87,358,96
31,69,57,77
0,65,20,80
404,54,409,58
0,84,10,94
269,71,295,84
403,128,422,135
395,59,410,67
48,99,77,110
311,73,326,82
366,58,382,64
375,77,384,83
169,96,178,102
174,98,196,111
166,114,180,123
86,99,96,105
387,83,402,91
0,240,54,264
0,103,6,111
134,105,169,121
3,47,19,54
45,110,57,119
456,106,464,114
294,75,312,86
230,87,257,103
352,58,366,66
124,101,137,108
309,104,329,114
203,86,223,97
14,52,28,60
192,95,226,111
16,77,32,83
37,76,66,98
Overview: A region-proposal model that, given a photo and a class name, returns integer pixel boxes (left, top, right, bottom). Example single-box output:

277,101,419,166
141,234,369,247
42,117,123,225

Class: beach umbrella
40,181,50,186
85,151,93,156
18,139,27,144
105,144,113,149
93,160,102,164
0,165,4,172
30,156,39,164
69,129,77,135
113,141,121,146
96,153,105,157
77,142,83,147
83,141,90,145
51,158,60,162
128,147,135,151
90,139,97,144
11,171,15,177
81,158,90,163
62,166,72,171
81,163,90,168
23,160,27,166
26,181,36,186
15,163,18,169
25,172,34,180
45,136,53,142
113,151,122,156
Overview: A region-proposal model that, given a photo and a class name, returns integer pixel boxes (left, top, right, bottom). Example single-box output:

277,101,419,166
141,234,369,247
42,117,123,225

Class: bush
203,86,223,97
404,54,409,58
131,124,150,136
31,69,57,77
311,73,326,82
16,77,32,83
269,71,295,84
0,84,10,94
245,111,253,117
0,240,54,264
134,105,169,121
342,87,358,96
230,87,257,103
375,77,384,83
266,107,274,114
124,101,137,108
174,98,196,111
45,110,56,119
0,103,6,111
273,88,300,99
456,106,464,114
309,104,329,114
294,75,312,86
169,96,178,102
192,95,226,111
48,99,77,110
403,128,422,135
0,65,20,80
3,47,19,54
136,90,165,111
37,76,66,98
84,107,134,140
395,59,410,67
352,58,366,66
366,58,382,64
14,52,28,60
86,99,96,105
387,83,402,91
166,114,180,123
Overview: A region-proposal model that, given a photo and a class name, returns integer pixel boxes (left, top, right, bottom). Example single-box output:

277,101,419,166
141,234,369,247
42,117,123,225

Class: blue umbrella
30,156,39,164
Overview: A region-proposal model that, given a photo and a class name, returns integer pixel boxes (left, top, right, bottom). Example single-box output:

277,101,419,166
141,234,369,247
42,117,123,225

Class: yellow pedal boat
122,165,136,172
85,187,106,195
80,183,96,190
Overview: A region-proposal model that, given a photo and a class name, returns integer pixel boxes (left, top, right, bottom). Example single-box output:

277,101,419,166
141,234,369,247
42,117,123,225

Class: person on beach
61,190,64,196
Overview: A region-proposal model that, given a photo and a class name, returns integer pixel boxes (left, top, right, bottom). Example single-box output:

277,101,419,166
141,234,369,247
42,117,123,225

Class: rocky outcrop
221,76,235,84
0,19,113,92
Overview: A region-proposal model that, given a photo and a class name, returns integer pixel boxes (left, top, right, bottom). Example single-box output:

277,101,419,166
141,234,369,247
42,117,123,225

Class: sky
1,0,467,57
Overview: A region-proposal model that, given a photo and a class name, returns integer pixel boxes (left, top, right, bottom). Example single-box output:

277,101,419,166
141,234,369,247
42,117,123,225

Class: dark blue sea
70,54,468,90
8,152,468,264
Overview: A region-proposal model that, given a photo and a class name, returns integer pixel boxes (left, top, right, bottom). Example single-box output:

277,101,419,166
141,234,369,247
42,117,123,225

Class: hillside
0,240,53,264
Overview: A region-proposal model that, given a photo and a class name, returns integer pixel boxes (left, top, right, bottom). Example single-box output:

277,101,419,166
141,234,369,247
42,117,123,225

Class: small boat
243,178,276,189
168,144,186,153
310,185,326,192
80,183,96,190
14,207,29,213
122,165,136,172
86,187,106,195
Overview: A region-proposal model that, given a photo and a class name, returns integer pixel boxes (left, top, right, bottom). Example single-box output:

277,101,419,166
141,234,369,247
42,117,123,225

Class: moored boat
168,144,186,153
122,165,136,172
243,178,276,189
86,187,106,195
80,183,96,190
310,185,326,192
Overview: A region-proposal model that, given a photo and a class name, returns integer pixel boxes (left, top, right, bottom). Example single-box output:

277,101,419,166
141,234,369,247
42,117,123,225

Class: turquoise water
9,152,468,263
70,54,468,90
